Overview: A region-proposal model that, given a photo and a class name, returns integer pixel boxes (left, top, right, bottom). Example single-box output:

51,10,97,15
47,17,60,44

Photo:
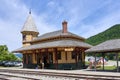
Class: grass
85,61,90,65
0,66,4,68
97,66,116,70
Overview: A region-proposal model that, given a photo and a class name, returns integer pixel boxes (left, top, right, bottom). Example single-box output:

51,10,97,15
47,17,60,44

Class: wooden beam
37,49,41,64
23,54,25,64
75,51,78,69
102,53,105,71
33,50,36,63
81,50,85,68
54,48,58,69
65,52,67,60
26,54,28,64
94,53,97,71
116,53,119,72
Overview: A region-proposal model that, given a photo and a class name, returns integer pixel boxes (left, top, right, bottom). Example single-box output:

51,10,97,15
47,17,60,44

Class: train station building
13,12,92,69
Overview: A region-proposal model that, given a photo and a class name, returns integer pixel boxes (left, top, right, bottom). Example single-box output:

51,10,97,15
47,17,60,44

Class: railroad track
0,68,120,80
0,72,40,80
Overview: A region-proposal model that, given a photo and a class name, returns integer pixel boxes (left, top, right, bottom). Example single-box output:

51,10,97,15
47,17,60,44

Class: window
57,52,61,60
78,53,82,62
72,52,76,59
28,54,32,64
23,34,26,41
35,53,37,61
23,54,26,64
49,53,53,63
37,54,41,64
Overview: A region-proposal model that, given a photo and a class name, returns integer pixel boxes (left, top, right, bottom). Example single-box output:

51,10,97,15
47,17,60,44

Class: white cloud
0,0,28,51
1,0,120,51
66,0,110,27
64,0,120,38
47,1,55,7
33,13,58,35
80,9,120,38
0,0,57,51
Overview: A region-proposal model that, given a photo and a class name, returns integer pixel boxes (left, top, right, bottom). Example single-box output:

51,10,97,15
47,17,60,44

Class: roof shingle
85,39,120,53
13,39,92,52
33,30,85,41
21,13,39,33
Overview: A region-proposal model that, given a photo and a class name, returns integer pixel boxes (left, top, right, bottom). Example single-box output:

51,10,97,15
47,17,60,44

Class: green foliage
0,45,19,61
98,66,116,70
85,24,120,59
86,24,120,45
85,61,90,65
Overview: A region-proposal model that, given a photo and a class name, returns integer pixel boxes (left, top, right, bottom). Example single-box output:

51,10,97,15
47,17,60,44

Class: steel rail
0,73,40,80
0,69,120,80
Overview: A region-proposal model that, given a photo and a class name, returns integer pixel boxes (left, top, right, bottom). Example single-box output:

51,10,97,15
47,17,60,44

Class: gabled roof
13,39,92,52
33,30,85,42
85,39,120,53
21,13,39,33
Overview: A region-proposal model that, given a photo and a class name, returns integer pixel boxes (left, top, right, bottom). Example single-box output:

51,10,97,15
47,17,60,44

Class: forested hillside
86,24,120,45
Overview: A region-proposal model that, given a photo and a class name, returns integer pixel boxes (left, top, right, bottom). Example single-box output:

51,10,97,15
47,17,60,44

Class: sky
0,0,120,51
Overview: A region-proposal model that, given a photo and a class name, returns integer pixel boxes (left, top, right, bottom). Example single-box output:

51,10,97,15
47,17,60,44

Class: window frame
72,52,76,59
57,51,61,60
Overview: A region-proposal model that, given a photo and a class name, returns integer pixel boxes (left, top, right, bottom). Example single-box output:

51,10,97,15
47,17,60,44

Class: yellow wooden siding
58,51,75,63
23,43,31,47
58,51,66,63
67,52,75,63
22,35,32,47
53,52,55,63
32,53,37,64
26,35,33,41
82,52,85,62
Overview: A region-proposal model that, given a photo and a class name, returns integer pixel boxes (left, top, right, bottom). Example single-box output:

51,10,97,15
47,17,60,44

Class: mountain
15,53,23,58
85,24,120,45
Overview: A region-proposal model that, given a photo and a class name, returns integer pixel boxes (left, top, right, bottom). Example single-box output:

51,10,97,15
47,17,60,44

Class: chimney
62,20,68,33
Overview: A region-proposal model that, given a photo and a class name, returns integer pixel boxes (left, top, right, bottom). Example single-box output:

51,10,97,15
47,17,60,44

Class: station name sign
64,48,74,51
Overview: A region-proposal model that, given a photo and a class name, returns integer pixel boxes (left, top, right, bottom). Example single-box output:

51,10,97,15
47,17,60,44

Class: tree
8,53,18,61
0,45,19,61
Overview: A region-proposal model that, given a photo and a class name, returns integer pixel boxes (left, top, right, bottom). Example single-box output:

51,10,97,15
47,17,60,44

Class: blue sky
0,0,120,51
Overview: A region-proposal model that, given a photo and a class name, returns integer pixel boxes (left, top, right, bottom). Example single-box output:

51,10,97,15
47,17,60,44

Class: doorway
42,53,48,68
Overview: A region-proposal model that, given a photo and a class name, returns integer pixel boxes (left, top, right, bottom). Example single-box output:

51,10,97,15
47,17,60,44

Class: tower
21,11,39,47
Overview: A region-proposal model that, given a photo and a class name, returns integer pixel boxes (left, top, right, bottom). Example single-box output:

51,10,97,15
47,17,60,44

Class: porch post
102,53,105,71
39,50,42,64
75,47,79,69
75,51,78,69
26,54,28,64
94,53,97,71
54,48,58,69
39,50,43,68
82,49,85,68
116,53,119,72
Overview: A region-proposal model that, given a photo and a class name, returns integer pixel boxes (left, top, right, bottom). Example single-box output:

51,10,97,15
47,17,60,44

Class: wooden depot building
13,12,92,70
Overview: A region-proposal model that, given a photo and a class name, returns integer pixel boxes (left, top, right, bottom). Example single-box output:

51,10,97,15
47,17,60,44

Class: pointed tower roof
21,11,39,34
